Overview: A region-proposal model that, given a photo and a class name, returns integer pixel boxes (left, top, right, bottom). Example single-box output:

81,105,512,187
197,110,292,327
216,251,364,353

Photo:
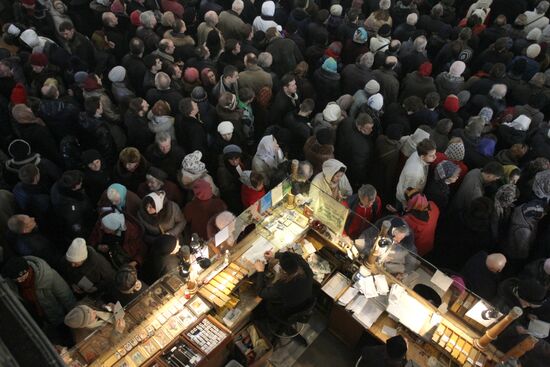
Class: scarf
494,184,518,217
18,268,44,317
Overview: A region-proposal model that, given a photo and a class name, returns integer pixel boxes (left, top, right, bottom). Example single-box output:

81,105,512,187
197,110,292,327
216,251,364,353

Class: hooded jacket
253,1,280,32
11,256,76,326
310,159,353,203
503,200,546,260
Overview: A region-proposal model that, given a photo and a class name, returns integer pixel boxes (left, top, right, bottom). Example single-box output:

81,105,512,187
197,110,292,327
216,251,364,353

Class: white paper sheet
358,276,378,298
77,276,94,292
214,226,230,247
347,294,368,313
386,285,431,335
354,300,384,328
322,272,350,300
114,301,124,321
464,300,501,327
271,183,283,205
374,274,390,295
302,241,317,256
430,270,454,292
529,319,550,338
242,237,273,264
338,286,359,306
382,325,397,337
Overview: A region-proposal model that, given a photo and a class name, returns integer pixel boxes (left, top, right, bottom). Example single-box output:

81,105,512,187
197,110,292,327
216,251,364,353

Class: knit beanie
10,83,27,105
101,212,126,232
364,79,380,94
322,57,338,73
385,124,403,141
479,107,493,123
1,257,29,279
66,238,88,263
64,305,96,328
81,149,102,165
215,211,235,229
330,4,343,16
184,67,199,83
108,66,126,83
379,0,391,10
477,137,496,157
445,142,465,161
111,0,124,13
418,62,432,77
353,27,369,44
367,93,384,111
406,13,418,25
435,160,460,181
83,76,101,92
443,95,459,112
217,121,234,135
74,71,89,85
526,44,541,59
378,24,391,38
192,179,213,200
322,102,342,122
182,150,206,174
518,279,547,306
130,10,142,26
8,139,32,161
527,28,542,42
191,86,208,102
29,53,48,67
223,144,242,157
449,61,466,77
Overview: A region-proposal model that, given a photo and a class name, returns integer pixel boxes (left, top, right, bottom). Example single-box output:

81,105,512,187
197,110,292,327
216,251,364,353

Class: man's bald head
486,253,507,273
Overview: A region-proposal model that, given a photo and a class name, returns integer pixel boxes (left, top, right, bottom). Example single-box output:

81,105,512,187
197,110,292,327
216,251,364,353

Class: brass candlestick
474,307,523,350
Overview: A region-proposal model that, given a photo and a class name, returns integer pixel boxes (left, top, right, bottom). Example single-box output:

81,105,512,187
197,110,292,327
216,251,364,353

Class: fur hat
518,279,547,306
322,102,342,122
316,128,333,145
64,305,96,328
66,238,88,263
108,66,126,83
119,147,141,164
29,53,48,67
217,121,234,135
1,257,29,279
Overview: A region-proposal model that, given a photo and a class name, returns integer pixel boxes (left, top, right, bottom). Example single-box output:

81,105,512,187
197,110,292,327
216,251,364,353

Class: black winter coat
121,54,147,96
124,111,155,153
174,115,207,157
77,113,118,167
335,117,374,188
312,68,341,113
145,88,184,115
38,99,80,143
61,246,115,295
50,181,95,241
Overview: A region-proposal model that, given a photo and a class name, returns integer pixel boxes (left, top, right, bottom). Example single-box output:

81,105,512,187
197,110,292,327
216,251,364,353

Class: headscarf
107,183,127,210
145,191,165,212
503,115,531,131
445,142,465,161
532,169,550,201
101,212,127,235
255,135,282,169
406,192,429,212
435,160,460,181
11,104,45,126
181,151,206,174
494,184,518,217
465,117,484,138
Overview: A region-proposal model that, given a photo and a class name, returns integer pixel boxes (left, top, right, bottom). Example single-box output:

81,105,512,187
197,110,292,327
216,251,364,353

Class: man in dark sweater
461,251,507,302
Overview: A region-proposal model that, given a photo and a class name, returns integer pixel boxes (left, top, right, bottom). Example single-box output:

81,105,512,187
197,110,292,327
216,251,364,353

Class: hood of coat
400,128,430,156
262,1,275,16
322,159,346,180
25,256,53,289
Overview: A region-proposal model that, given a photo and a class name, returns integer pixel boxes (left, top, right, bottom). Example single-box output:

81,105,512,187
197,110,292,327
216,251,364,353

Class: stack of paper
346,295,368,313
358,276,378,298
386,284,431,335
529,319,550,338
322,273,351,300
353,300,385,328
374,274,389,295
338,287,359,306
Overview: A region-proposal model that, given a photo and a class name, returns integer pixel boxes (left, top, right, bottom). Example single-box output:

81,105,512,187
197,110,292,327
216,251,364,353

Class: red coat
241,184,265,209
343,195,382,239
88,214,147,265
402,201,440,256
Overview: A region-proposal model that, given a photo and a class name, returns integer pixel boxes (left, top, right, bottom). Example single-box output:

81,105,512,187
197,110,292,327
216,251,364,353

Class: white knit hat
368,93,384,111
526,44,541,59
108,66,126,83
217,121,234,135
330,4,343,16
322,102,342,122
66,238,88,263
364,79,380,94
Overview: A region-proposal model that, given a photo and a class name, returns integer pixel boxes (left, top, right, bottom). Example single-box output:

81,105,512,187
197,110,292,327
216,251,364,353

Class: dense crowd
1,0,550,363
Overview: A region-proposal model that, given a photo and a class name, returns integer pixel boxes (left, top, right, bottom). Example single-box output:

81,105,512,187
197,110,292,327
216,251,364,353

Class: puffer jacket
37,99,80,142
502,200,546,260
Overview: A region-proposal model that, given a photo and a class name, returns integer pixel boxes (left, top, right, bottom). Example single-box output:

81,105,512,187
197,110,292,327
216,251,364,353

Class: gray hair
414,36,427,52
258,52,273,68
155,72,171,90
204,11,219,26
140,11,156,29
232,0,244,13
156,131,171,144
358,184,377,201
359,52,374,68
392,225,410,237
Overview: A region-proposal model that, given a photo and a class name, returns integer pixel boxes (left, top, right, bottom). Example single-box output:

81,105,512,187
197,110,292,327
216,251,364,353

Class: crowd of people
0,0,550,363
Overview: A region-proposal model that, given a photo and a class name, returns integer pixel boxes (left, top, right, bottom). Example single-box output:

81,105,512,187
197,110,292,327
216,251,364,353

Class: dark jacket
175,115,207,157
341,63,375,96
282,111,312,160
266,37,303,77
50,181,95,241
145,144,186,182
335,117,374,188
141,245,180,285
136,26,161,53
399,72,437,102
503,200,546,260
61,246,116,296
122,54,147,96
312,68,341,113
461,251,501,302
372,135,402,204
373,68,400,105
77,113,118,168
14,123,61,166
124,110,155,153
145,88,184,114
270,90,300,126
303,136,334,175
112,157,150,193
37,99,80,142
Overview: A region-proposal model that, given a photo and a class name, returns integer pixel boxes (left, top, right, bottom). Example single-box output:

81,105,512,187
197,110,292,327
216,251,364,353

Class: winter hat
1,257,29,279
526,44,541,59
359,52,375,68
261,1,275,16
494,183,518,216
191,86,207,102
154,234,178,255
326,42,343,58
223,144,242,157
465,117,485,138
518,279,547,306
279,252,299,274
527,28,542,42
449,61,466,77
115,265,138,291
330,4,343,16
479,107,493,123
379,0,391,10
101,212,126,232
386,124,403,141
406,13,418,25
435,160,460,181
445,142,465,161
217,121,234,135
215,211,235,229
83,76,101,92
111,0,124,13
10,83,27,105
146,191,165,212
182,150,206,174
66,238,88,263
19,29,40,48
316,128,333,145
504,115,532,131
459,90,472,107
406,192,429,212
130,10,142,26
353,27,368,44
443,95,459,112
147,166,168,182
64,305,96,328
7,24,21,37
184,67,199,83
322,102,342,122
193,179,213,200
477,137,496,157
418,62,432,77
29,53,48,67
108,66,126,83
378,24,392,38
81,149,102,165
387,336,407,359
532,169,550,201
322,57,338,73
367,93,384,111
364,79,380,94
530,72,545,88
74,71,89,85
8,139,33,161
